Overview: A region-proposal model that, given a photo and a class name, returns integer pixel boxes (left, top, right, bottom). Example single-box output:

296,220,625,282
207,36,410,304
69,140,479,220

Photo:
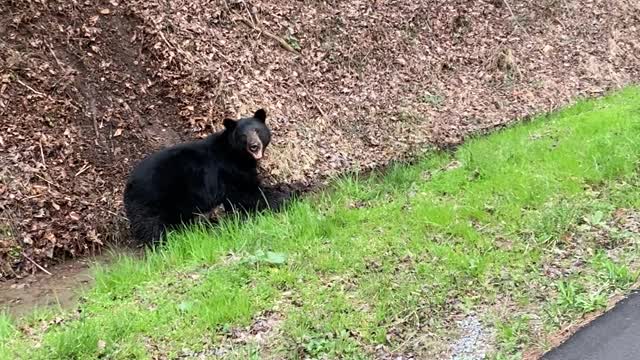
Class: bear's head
223,109,271,161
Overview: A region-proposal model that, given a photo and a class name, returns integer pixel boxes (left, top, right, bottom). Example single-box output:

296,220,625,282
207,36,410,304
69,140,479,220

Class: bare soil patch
1,0,639,279
0,253,108,318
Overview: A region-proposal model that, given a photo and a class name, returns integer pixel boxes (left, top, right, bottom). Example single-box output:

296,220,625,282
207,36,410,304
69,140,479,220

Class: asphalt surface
543,290,640,360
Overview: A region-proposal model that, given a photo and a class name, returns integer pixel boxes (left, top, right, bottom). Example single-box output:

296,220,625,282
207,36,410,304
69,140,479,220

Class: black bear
123,109,276,245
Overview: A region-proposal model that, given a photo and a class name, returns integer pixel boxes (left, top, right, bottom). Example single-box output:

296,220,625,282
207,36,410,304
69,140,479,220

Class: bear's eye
249,144,259,152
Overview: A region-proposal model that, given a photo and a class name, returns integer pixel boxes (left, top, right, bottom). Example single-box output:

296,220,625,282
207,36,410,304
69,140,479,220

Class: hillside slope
1,0,638,277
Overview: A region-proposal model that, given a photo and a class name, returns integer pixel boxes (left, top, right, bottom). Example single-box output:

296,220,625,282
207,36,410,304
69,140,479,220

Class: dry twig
74,164,91,177
34,173,63,190
236,18,300,55
15,78,46,97
22,253,53,275
502,0,530,36
47,43,65,72
158,31,196,64
38,139,47,169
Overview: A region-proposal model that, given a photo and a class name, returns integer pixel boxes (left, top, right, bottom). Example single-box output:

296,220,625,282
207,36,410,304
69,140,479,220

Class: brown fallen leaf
22,235,33,245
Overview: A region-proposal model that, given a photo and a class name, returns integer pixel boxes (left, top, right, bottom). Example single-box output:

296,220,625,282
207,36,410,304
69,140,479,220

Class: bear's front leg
222,185,268,215
223,185,296,217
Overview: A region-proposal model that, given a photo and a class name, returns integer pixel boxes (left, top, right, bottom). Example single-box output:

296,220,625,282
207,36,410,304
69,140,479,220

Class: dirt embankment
1,0,638,279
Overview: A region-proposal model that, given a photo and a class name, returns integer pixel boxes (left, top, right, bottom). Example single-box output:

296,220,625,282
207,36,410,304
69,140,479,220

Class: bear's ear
223,118,237,130
254,109,267,123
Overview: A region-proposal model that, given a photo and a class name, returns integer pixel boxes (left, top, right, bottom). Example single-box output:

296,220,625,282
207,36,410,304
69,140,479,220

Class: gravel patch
449,315,495,360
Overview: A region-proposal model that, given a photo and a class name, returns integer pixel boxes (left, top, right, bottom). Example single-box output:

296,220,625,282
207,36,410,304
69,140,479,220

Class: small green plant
285,34,301,51
495,315,530,355
585,210,606,226
555,281,582,310
554,280,607,317
303,335,331,357
419,91,444,107
527,199,581,245
300,332,366,359
241,250,288,266
591,252,638,290
394,110,425,123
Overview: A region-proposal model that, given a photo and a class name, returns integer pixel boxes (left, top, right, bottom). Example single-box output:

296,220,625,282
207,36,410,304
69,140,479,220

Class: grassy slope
2,87,640,359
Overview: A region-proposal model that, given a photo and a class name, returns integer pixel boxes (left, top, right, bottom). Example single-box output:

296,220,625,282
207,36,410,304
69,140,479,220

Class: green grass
2,86,640,359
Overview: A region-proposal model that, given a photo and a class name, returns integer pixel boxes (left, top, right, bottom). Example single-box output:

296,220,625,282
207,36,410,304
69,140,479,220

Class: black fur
123,109,274,245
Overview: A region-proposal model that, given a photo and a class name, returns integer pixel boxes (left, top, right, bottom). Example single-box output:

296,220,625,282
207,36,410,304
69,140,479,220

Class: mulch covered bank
1,0,638,278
